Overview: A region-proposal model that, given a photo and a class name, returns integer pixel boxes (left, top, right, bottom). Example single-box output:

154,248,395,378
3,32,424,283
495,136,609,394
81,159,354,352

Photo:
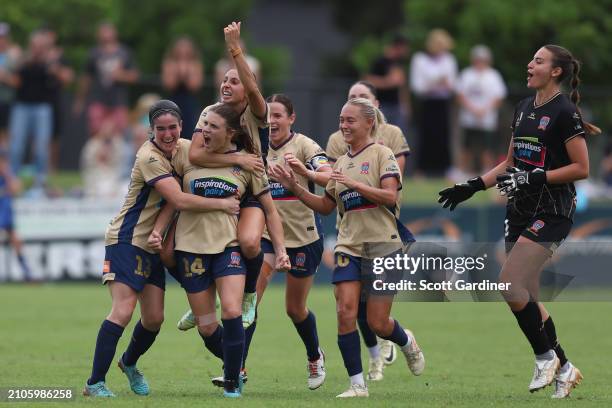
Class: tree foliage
0,0,288,88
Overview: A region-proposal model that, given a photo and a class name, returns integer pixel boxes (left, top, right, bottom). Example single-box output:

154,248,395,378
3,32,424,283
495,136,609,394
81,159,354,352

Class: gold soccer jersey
326,124,410,162
266,132,330,247
173,147,270,254
325,143,402,257
195,103,269,156
105,139,190,253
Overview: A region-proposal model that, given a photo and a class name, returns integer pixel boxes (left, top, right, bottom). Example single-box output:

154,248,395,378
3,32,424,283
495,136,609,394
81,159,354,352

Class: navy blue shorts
240,194,264,209
261,238,323,278
103,244,165,292
175,247,246,293
332,252,362,284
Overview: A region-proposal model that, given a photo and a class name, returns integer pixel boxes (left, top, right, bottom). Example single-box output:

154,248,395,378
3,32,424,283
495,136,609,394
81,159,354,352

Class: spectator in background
214,39,261,89
0,23,21,148
80,119,125,199
410,28,457,177
365,34,410,132
9,30,71,196
455,45,507,176
0,148,32,280
40,26,74,173
161,36,203,139
74,22,139,136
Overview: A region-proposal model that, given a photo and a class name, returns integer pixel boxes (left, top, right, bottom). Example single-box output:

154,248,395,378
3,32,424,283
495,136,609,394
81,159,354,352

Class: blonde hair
345,97,386,139
426,29,454,54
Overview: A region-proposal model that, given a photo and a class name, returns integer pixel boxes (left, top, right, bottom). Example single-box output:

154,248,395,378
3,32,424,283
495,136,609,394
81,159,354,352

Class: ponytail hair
345,97,386,139
544,44,601,135
208,103,256,154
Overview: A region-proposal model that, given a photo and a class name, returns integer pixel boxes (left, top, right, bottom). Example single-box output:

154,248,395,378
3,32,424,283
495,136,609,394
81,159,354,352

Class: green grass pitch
1,283,610,407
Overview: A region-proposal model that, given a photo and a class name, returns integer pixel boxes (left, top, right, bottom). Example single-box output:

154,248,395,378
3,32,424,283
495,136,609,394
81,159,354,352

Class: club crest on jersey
295,252,306,268
538,116,550,131
231,166,241,176
360,162,370,174
229,252,242,267
528,219,545,236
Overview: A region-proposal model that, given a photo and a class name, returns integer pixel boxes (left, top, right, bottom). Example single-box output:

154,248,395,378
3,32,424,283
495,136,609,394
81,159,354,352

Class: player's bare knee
239,235,261,258
221,305,242,320
336,303,357,331
141,313,164,330
286,304,307,323
197,320,219,337
367,316,391,336
108,307,134,327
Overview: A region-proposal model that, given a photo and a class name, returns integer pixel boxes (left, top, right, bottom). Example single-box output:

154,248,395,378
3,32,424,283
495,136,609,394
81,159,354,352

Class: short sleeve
172,139,191,177
301,137,330,171
379,148,402,188
385,125,411,157
326,132,346,162
138,152,172,186
556,106,586,143
250,171,270,198
244,104,269,129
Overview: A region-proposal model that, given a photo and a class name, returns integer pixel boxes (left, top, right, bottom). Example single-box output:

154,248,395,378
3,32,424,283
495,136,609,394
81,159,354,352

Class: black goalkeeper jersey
509,92,585,220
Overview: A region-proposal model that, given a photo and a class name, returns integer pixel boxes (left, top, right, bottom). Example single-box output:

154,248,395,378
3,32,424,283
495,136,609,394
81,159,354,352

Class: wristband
529,169,547,185
467,176,486,191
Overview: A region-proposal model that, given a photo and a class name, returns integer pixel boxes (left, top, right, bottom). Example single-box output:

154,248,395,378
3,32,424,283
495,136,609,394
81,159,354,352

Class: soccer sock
88,320,124,385
379,319,410,348
242,321,257,367
199,325,224,360
121,320,159,366
17,254,32,281
543,316,568,366
222,316,245,390
367,345,380,360
338,330,362,377
350,373,366,387
243,251,263,294
357,300,378,348
293,310,321,361
512,302,551,356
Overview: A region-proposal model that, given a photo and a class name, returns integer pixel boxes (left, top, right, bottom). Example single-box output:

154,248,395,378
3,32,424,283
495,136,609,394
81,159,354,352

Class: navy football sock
379,319,409,347
222,316,245,390
121,320,159,366
88,320,124,385
243,251,263,293
199,325,224,360
294,310,321,361
337,330,362,376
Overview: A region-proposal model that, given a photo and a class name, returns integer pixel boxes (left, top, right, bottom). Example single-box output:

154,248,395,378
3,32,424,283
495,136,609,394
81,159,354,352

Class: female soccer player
177,22,269,329
155,103,289,398
270,97,425,398
326,80,411,380
326,80,411,171
235,94,332,390
438,45,598,398
83,100,240,398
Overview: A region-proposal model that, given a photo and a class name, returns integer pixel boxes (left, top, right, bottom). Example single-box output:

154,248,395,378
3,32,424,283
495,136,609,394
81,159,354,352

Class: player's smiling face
339,103,372,146
220,69,246,104
202,111,234,153
269,102,295,143
348,83,379,108
527,47,561,89
152,113,181,156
